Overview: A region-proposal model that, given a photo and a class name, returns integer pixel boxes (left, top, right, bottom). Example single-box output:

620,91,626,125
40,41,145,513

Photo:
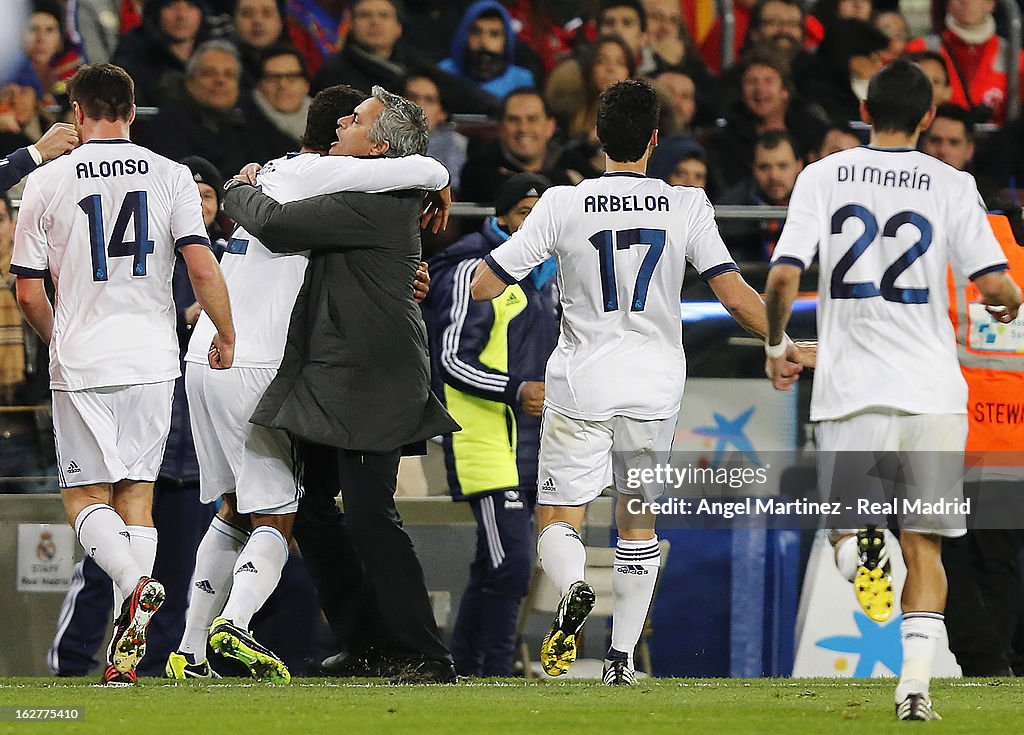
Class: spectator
720,0,814,119
797,19,888,126
745,0,808,61
920,102,976,174
717,131,802,262
138,41,289,176
404,74,468,194
648,136,712,191
974,115,1024,207
0,193,55,494
905,0,1024,123
805,122,861,163
700,0,824,74
705,48,829,188
424,173,559,678
643,0,721,125
285,0,347,78
815,0,874,29
234,0,291,87
906,49,954,106
5,2,84,104
666,149,709,188
875,10,909,63
505,0,587,78
67,0,121,63
245,46,312,150
644,0,686,67
595,1,656,76
460,88,570,204
439,1,535,101
112,0,208,106
312,0,405,94
0,84,51,160
652,70,697,136
547,35,635,138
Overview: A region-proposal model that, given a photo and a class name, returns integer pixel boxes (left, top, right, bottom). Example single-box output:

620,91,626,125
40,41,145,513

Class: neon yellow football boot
540,581,596,676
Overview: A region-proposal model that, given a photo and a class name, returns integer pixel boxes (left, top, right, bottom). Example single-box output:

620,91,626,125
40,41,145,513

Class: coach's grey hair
185,40,242,79
367,85,429,158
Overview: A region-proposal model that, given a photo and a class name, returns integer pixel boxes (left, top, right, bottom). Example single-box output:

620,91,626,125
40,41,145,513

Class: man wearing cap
422,173,559,677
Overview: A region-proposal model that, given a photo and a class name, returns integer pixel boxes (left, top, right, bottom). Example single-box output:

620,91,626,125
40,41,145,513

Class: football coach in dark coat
223,86,460,680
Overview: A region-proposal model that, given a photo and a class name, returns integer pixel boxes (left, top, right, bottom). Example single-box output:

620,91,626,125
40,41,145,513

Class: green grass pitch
1,678,1022,734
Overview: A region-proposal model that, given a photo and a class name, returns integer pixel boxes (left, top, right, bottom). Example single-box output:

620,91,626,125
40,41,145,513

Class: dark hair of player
67,64,135,122
596,79,660,163
865,59,933,135
301,85,368,153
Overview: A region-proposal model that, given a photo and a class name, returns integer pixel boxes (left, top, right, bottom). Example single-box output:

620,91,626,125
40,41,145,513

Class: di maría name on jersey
76,159,150,179
837,164,931,190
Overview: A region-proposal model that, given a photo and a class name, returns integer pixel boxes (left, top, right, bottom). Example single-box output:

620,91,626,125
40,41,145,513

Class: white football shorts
817,411,967,538
537,406,677,506
52,381,174,488
185,363,302,515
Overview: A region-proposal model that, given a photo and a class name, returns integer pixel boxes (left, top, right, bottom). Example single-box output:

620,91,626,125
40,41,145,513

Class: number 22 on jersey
830,205,933,304
78,191,154,281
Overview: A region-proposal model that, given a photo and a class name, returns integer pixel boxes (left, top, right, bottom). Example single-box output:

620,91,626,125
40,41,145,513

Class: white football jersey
11,138,209,391
773,146,1008,421
487,172,737,421
185,153,450,369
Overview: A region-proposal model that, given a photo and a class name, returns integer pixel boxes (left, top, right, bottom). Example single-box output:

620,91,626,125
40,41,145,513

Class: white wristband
27,145,43,166
764,335,791,359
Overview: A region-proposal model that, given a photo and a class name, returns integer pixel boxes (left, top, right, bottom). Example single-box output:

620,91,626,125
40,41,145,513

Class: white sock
610,537,661,668
74,504,142,600
220,526,289,631
112,526,159,619
179,516,248,662
834,535,859,582
895,612,944,703
537,522,587,597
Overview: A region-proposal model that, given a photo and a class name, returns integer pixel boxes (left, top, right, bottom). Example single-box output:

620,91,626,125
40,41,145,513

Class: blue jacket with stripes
423,219,559,501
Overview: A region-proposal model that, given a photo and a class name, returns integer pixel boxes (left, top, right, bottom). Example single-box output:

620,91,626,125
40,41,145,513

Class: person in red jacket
905,0,1024,124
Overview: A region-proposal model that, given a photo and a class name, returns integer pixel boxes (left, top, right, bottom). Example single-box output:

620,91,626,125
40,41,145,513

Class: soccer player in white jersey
10,65,234,686
472,80,808,685
165,85,450,682
765,60,1022,721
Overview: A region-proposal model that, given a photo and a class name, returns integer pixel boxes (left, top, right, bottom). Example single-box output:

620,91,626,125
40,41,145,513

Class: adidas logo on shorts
194,579,216,595
67,461,81,474
238,561,258,574
541,478,556,493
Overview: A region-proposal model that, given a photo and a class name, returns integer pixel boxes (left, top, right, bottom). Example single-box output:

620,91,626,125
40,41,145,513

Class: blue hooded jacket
439,0,535,100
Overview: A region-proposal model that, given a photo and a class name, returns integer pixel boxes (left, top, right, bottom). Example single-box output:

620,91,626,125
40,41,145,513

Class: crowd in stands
2,0,1023,261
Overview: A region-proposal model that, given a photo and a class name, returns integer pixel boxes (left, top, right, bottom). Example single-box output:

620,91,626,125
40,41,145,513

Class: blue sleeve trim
969,263,1010,281
9,264,49,278
699,261,741,281
771,256,807,272
175,235,212,252
484,253,517,285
